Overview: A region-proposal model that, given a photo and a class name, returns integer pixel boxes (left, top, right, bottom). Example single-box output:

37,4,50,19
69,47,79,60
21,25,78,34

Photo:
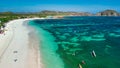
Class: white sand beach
0,18,43,68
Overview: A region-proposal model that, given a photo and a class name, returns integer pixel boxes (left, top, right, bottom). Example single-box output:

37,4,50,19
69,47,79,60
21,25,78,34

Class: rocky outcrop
96,10,119,16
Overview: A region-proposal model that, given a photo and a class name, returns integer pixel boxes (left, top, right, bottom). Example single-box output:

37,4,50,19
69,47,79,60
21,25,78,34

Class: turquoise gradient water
29,21,64,68
29,16,120,68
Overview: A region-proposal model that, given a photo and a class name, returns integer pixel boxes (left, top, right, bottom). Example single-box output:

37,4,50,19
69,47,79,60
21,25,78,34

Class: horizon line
0,9,120,13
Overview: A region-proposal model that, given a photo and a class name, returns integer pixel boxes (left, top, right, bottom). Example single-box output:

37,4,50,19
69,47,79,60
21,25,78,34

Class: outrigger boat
79,64,82,68
91,50,96,57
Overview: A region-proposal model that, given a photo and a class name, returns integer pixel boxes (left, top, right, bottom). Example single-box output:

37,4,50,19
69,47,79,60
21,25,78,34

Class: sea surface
29,16,120,68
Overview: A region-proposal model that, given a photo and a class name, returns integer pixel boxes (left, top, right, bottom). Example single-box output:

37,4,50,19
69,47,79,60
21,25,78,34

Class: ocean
28,16,120,68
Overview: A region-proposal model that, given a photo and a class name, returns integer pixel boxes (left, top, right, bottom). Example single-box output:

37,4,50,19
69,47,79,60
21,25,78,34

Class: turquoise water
29,16,120,68
29,21,64,68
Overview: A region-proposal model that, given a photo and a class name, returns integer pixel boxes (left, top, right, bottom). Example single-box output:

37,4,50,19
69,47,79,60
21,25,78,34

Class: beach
0,18,42,68
0,17,120,68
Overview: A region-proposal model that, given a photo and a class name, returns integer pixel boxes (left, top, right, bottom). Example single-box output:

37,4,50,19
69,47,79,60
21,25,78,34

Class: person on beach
14,59,17,62
13,51,18,53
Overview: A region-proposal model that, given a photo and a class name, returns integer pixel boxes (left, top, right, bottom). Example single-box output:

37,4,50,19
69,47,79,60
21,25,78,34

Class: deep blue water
29,16,120,68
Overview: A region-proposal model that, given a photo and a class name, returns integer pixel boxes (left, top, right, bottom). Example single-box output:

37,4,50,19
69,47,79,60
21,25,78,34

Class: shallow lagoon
29,16,120,68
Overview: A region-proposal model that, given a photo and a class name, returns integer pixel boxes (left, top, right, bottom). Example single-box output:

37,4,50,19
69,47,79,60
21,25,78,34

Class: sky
0,0,120,13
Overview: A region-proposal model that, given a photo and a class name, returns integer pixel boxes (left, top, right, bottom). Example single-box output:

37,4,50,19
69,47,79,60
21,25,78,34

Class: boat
79,64,82,68
91,50,96,57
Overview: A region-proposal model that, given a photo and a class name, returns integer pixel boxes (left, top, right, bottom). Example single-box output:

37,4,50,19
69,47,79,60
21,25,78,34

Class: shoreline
26,20,43,68
0,18,43,68
30,19,65,68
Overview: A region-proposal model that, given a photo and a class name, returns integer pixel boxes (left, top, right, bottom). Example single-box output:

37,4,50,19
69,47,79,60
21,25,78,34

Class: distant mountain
38,10,93,16
0,9,120,17
96,10,120,16
0,12,14,14
40,10,120,16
